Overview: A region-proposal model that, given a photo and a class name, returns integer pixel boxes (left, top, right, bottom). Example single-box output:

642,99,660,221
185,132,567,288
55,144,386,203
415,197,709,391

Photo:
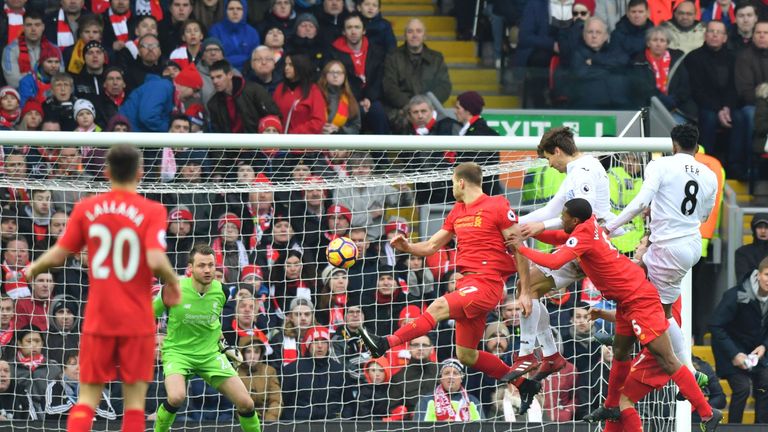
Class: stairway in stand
381,0,519,109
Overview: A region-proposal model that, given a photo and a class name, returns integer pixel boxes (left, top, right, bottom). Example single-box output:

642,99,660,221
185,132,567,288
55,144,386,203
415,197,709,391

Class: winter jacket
755,91,768,153
14,297,50,332
333,183,414,235
630,48,697,119
735,43,768,106
272,81,326,134
611,16,654,58
661,20,706,54
280,356,353,420
46,295,81,365
207,75,281,133
710,271,768,378
685,43,738,111
330,326,366,380
362,13,396,53
122,57,164,91
343,382,390,419
2,38,42,88
18,67,54,107
389,361,439,413
73,70,104,99
285,34,332,74
331,36,385,102
556,20,584,69
45,376,116,420
569,41,631,109
314,7,348,46
0,380,36,420
258,11,296,40
361,290,406,337
118,74,174,132
14,360,61,418
323,85,361,134
515,0,557,68
734,226,768,282
198,60,243,105
43,96,76,130
381,44,451,112
209,0,262,70
238,362,282,421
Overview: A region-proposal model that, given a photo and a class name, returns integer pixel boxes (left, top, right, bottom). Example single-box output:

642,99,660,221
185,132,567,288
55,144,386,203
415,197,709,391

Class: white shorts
642,237,702,304
535,260,585,290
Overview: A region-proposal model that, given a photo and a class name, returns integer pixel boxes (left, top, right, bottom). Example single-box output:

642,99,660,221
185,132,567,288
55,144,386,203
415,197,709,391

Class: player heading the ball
26,144,181,432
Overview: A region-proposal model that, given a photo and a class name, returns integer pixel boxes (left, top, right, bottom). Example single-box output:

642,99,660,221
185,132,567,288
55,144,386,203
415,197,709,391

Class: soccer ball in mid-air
327,237,358,269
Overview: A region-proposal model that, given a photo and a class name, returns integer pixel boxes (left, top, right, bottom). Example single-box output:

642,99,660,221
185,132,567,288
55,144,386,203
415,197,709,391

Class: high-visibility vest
695,151,724,258
521,166,566,252
607,166,645,254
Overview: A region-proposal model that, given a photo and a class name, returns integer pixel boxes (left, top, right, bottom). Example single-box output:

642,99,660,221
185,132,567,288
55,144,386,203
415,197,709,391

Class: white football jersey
606,153,718,243
520,154,614,229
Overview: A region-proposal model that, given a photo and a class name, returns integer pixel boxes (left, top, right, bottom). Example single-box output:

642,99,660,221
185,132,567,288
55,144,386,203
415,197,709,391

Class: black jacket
342,382,390,419
280,356,353,420
685,44,738,111
207,75,281,133
331,38,386,102
631,48,697,119
709,273,768,378
570,41,631,109
734,233,768,283
611,16,654,59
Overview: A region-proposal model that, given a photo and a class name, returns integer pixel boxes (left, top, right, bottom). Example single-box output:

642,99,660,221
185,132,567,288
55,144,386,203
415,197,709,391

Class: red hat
39,43,62,62
456,91,485,116
258,115,283,133
363,357,392,384
21,100,43,118
174,63,203,90
327,204,352,224
253,172,272,185
385,220,409,237
217,212,242,232
241,264,264,281
169,206,193,222
574,0,596,15
301,326,331,355
398,305,422,327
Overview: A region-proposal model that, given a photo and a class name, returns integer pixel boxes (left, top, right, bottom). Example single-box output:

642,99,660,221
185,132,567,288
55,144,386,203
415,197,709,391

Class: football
326,236,358,269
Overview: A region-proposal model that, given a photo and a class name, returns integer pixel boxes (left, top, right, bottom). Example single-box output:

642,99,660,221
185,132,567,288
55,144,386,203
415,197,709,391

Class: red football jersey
441,194,518,278
519,215,654,303
57,190,168,337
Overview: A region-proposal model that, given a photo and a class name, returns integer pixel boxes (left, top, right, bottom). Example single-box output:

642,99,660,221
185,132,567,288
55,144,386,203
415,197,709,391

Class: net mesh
0,146,679,430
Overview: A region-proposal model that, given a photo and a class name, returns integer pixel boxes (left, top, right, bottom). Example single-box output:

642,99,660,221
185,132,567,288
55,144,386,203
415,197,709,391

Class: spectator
315,0,348,45
489,380,544,422
72,97,99,131
18,43,61,108
285,13,330,73
42,72,76,130
315,264,347,330
356,0,395,52
123,33,163,90
194,0,225,30
273,54,326,133
100,0,134,53
73,40,107,101
454,91,497,136
223,294,272,351
0,297,14,357
405,255,435,302
280,325,353,420
112,14,157,70
630,25,696,123
259,0,297,40
105,112,129,130
62,14,103,75
212,212,249,283
735,213,768,282
288,176,327,263
0,238,30,299
463,321,511,414
0,359,35,419
14,272,51,331
691,353,728,422
271,248,313,311
246,45,283,94
238,337,282,422
757,81,768,156
1,0,26,46
91,66,124,127
263,25,286,61
389,333,438,415
729,1,758,51
661,0,706,53
735,21,768,155
169,18,205,69
44,350,117,420
611,0,654,58
702,0,737,29
382,18,451,131
330,304,366,377
45,294,79,365
210,0,261,70
0,87,21,130
268,297,316,365
207,59,280,133
317,59,360,134
539,332,576,421
43,0,84,50
166,206,195,273
416,358,483,421
16,100,43,130
343,356,391,419
346,226,379,299
119,62,202,131
555,0,594,73
158,0,193,55
48,148,91,210
2,10,52,89
379,218,408,269
330,12,388,134
13,325,60,415
561,301,602,418
570,17,631,109
710,256,768,424
197,37,233,105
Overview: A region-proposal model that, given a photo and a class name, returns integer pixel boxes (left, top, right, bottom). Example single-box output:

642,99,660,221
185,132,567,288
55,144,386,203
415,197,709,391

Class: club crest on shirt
566,238,578,248
507,210,517,222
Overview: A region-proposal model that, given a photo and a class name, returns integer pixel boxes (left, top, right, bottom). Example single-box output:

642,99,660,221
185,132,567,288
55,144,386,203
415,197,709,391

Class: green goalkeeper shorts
162,351,237,389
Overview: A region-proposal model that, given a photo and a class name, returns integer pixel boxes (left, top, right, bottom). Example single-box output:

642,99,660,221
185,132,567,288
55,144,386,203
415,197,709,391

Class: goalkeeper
152,243,261,432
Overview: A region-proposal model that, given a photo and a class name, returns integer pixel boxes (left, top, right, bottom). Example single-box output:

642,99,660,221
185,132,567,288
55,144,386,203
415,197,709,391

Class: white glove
219,339,244,367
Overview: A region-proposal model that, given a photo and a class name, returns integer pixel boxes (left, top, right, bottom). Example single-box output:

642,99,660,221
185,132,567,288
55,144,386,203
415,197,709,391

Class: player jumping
358,162,533,386
26,144,181,432
509,198,722,431
604,123,718,392
153,243,261,432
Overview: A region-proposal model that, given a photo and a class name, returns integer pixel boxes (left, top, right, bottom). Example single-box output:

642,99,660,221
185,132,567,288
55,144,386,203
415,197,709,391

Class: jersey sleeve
518,245,577,270
441,205,458,233
144,202,168,252
495,197,518,231
56,202,86,254
152,291,166,318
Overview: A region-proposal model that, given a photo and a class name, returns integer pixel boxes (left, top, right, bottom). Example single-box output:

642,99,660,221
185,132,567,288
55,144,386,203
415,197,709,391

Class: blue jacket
611,16,654,59
516,0,556,68
18,67,51,108
118,75,174,132
209,0,262,70
570,41,631,109
362,13,396,52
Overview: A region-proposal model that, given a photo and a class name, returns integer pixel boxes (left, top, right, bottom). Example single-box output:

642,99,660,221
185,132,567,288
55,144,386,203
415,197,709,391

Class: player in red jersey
26,144,181,432
359,162,532,383
509,198,722,432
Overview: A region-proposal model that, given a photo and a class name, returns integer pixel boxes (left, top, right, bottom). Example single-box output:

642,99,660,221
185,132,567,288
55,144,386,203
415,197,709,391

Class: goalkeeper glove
219,339,244,368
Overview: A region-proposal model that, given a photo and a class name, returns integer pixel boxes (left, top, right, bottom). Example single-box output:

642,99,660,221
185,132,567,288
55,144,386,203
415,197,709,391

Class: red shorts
622,347,671,402
615,281,669,345
444,274,505,348
80,333,154,384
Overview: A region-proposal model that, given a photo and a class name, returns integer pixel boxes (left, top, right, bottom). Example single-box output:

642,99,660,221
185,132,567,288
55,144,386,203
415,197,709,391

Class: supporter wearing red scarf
430,359,474,422
3,0,24,44
15,326,46,372
645,47,671,94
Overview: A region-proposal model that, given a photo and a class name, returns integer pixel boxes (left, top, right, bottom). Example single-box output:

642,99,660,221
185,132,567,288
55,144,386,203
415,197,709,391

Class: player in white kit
507,126,620,382
604,123,717,382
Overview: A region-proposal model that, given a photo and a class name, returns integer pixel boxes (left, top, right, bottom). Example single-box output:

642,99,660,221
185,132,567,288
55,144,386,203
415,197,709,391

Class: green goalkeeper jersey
153,277,227,359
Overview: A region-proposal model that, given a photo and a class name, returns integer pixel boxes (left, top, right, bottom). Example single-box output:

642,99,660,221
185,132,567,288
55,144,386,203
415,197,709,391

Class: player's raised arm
26,245,72,281
390,229,453,257
147,249,180,307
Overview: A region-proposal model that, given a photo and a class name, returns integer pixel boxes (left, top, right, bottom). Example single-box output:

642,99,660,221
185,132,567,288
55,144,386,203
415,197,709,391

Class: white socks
667,317,694,371
518,300,557,357
536,301,558,357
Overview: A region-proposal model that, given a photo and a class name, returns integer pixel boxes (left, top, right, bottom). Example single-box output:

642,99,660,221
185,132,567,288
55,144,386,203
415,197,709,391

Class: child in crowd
0,87,21,130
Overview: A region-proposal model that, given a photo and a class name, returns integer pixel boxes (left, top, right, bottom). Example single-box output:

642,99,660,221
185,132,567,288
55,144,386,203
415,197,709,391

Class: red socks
671,366,713,419
388,313,436,347
121,409,145,432
620,407,643,432
66,404,95,432
473,350,512,380
603,420,623,432
605,360,631,407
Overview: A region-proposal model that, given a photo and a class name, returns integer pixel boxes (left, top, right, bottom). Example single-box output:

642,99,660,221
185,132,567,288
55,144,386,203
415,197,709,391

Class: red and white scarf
91,0,109,14
56,9,75,48
710,2,735,22
211,237,249,280
323,153,348,178
414,111,437,135
433,385,471,421
645,48,671,94
170,46,191,69
160,147,177,182
0,328,12,346
4,5,23,44
281,336,297,364
17,351,45,372
109,8,132,42
232,320,273,355
124,39,139,59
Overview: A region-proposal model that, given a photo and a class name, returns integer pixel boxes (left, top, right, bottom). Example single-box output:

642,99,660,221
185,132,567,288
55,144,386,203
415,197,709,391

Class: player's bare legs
123,381,149,432
217,377,261,432
154,374,186,432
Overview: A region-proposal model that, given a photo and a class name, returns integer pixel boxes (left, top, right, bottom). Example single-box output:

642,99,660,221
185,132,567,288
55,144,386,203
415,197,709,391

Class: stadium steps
383,1,519,109
694,344,757,423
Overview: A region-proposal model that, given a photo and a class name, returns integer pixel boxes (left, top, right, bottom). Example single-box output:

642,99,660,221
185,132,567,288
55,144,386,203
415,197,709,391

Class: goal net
0,138,682,431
